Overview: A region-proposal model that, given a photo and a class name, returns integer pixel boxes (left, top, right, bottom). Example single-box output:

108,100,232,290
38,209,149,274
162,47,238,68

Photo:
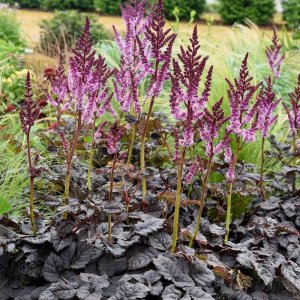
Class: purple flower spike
283,74,300,134
226,53,262,142
257,76,281,138
48,54,69,109
266,29,285,80
199,97,229,157
114,0,153,114
143,0,176,98
20,72,40,134
170,26,213,148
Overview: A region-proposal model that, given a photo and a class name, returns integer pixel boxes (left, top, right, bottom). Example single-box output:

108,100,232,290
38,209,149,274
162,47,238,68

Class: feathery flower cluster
226,53,261,142
170,26,213,147
67,18,114,123
95,122,124,154
257,76,281,138
185,156,205,184
47,55,69,111
266,29,285,80
20,72,40,135
199,98,229,157
143,0,176,98
114,0,152,113
283,74,300,134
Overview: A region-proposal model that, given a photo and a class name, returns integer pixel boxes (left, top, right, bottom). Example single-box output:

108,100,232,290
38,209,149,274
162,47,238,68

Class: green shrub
0,0,40,8
218,0,275,26
282,0,300,31
94,0,124,15
163,0,206,20
94,0,204,20
39,10,110,56
40,0,94,11
0,9,25,46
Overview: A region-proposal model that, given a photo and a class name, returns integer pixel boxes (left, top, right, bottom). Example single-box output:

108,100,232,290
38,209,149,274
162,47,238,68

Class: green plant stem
127,123,136,165
171,147,186,253
87,115,96,192
26,130,37,236
260,137,266,200
292,132,297,191
140,61,159,205
189,154,213,248
108,153,117,242
64,112,82,204
293,132,297,163
225,137,240,243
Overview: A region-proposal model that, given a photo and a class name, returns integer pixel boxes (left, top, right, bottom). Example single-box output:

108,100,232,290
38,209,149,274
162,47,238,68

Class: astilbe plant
19,72,41,235
223,53,262,242
113,0,153,165
48,18,113,203
139,0,176,204
257,77,280,197
257,29,284,198
169,26,213,252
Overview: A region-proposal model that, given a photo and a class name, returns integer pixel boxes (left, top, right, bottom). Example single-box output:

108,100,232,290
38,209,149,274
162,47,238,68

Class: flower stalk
87,114,97,191
108,153,117,242
225,137,240,243
189,153,213,247
26,130,37,236
170,147,186,253
19,71,41,235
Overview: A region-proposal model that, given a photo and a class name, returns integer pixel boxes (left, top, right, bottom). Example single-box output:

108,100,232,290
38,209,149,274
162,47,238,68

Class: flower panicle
95,122,124,155
48,54,69,108
257,76,281,138
266,29,285,80
114,0,152,114
170,25,213,147
20,72,40,134
226,53,262,139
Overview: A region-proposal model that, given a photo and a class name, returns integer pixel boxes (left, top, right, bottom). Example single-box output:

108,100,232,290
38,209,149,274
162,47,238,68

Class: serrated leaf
281,261,300,291
98,255,127,277
134,216,164,237
51,228,74,252
143,270,161,284
253,259,275,286
150,281,163,296
42,253,64,283
189,259,215,287
60,242,76,268
39,280,78,300
109,281,149,300
128,247,157,270
80,273,109,289
184,286,214,300
104,242,126,258
161,284,182,300
153,255,194,288
71,242,96,269
149,231,171,251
